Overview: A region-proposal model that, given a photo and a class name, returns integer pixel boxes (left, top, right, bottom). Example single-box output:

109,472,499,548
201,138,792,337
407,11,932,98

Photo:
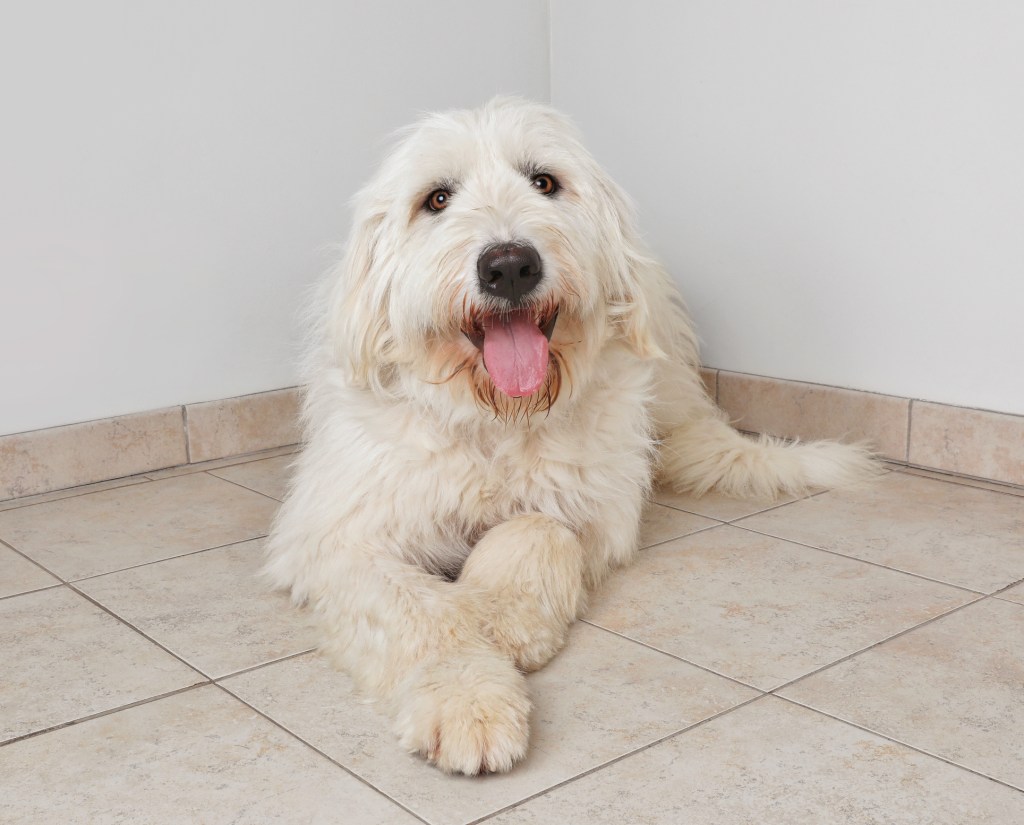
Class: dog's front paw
394,647,531,775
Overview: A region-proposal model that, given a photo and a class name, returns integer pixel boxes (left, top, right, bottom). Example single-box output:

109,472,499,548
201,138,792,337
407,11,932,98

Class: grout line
144,444,301,481
181,404,192,464
203,471,285,503
637,519,726,551
0,582,63,602
773,694,1024,794
468,692,769,825
65,581,212,679
213,682,433,825
888,462,1024,499
68,534,270,584
768,594,989,695
726,520,988,596
580,619,765,693
0,475,152,512
905,399,914,464
0,682,210,749
214,647,318,681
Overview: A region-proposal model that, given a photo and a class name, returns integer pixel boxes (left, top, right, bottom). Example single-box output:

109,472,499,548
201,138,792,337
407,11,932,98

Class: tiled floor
1,451,1022,824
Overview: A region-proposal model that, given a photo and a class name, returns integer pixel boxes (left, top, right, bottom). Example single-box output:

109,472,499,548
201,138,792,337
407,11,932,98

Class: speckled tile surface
781,598,1024,789
587,523,973,689
0,686,420,825
0,544,59,598
738,472,1024,592
486,698,1024,824
76,538,317,678
0,587,202,743
1,446,1021,822
0,473,279,580
223,623,757,825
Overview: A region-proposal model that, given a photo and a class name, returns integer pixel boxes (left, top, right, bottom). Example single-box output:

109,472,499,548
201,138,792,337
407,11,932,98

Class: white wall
0,0,549,435
552,1,1024,414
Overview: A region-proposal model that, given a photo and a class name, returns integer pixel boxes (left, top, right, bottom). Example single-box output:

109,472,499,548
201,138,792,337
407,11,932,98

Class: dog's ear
327,204,396,389
596,176,666,360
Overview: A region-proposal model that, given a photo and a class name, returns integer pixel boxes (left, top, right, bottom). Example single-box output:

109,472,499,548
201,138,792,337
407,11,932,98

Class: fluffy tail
658,414,879,500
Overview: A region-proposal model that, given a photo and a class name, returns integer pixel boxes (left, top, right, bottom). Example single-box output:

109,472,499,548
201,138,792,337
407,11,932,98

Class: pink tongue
482,309,549,398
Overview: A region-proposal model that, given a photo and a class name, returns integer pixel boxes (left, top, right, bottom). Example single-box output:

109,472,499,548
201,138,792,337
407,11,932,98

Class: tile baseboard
712,368,1023,488
1,388,302,501
2,376,1021,502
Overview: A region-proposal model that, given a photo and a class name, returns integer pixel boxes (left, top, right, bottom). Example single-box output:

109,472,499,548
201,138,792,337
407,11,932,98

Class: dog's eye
531,174,558,196
425,189,452,212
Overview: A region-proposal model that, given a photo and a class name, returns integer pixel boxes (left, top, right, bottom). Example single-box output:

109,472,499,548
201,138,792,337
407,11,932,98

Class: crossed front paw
394,647,531,775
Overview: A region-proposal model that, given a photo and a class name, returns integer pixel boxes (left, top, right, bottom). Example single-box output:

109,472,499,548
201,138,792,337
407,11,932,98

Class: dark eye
531,173,558,195
426,189,452,212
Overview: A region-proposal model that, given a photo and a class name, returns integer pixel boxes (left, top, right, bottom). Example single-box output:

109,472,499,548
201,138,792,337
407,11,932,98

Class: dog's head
327,97,660,419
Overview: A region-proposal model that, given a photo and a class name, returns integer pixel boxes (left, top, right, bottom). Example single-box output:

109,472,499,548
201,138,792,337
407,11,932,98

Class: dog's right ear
326,205,396,390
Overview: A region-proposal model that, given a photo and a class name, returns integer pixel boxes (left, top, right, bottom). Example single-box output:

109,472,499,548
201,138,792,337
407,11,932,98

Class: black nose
476,243,543,304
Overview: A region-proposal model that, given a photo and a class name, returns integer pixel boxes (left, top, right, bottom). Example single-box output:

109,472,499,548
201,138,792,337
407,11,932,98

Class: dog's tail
658,412,878,500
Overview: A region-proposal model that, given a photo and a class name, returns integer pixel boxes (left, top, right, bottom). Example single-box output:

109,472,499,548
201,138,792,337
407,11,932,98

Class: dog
265,97,875,775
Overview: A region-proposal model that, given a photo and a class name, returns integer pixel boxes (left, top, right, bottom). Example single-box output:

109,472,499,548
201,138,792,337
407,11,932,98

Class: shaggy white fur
265,98,876,775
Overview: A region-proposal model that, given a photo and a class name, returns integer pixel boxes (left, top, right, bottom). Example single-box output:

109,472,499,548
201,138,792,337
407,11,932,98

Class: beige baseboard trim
1,388,302,501
710,368,1024,488
2,374,1021,501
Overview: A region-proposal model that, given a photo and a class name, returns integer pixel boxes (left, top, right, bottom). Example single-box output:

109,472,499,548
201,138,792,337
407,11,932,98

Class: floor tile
0,587,202,743
737,473,1024,592
222,623,757,825
0,473,279,580
0,685,419,825
639,502,718,547
0,544,59,598
586,524,973,689
891,464,1024,498
76,539,317,679
780,598,1024,789
997,581,1024,606
487,697,1024,825
653,484,798,521
209,455,295,501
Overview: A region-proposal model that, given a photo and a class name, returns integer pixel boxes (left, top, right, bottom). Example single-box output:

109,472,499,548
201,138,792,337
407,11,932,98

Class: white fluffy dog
265,98,874,775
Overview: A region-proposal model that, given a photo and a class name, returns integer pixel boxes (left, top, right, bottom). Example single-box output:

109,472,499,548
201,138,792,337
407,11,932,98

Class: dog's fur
265,98,875,775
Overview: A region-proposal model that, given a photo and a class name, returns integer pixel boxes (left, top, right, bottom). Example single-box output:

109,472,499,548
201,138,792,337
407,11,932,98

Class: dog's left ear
597,176,666,360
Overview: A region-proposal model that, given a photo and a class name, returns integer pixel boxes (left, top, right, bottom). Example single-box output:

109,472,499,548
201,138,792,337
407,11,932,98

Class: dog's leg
312,549,531,775
458,515,585,672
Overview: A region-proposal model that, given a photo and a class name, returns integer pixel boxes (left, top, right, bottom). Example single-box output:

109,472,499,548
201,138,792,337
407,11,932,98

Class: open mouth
463,303,559,398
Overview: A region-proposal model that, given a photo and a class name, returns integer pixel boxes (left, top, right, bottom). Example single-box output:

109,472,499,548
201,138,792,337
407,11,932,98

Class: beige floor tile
487,697,1024,825
892,463,1024,498
639,502,718,547
997,581,1024,606
222,623,757,825
587,525,973,689
0,685,419,825
780,598,1024,789
77,539,317,679
0,544,59,598
653,484,798,521
209,455,295,501
738,472,1024,593
0,473,279,580
0,587,202,743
